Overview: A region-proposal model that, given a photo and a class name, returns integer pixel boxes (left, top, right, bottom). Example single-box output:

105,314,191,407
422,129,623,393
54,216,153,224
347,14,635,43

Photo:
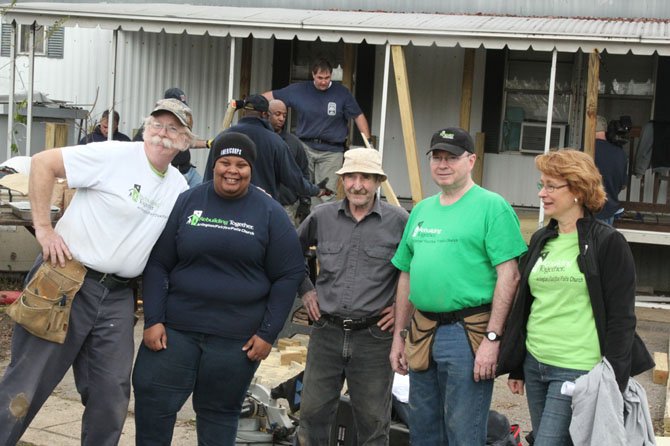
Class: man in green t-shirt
389,127,527,446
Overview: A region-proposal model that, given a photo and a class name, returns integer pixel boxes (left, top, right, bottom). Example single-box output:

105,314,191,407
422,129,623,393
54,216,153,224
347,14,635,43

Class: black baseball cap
164,87,188,105
243,94,269,113
427,127,474,156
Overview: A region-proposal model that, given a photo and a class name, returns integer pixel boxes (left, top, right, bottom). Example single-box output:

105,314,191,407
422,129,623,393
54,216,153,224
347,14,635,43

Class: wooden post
584,50,600,158
239,37,253,99
391,45,423,204
459,49,475,131
44,123,68,149
473,132,485,185
342,44,356,91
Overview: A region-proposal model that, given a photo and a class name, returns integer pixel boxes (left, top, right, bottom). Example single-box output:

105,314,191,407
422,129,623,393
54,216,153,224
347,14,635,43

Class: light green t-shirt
526,231,601,371
391,185,528,312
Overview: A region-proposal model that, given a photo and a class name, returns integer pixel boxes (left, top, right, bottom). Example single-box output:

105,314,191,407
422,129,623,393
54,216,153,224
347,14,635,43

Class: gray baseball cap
151,98,193,130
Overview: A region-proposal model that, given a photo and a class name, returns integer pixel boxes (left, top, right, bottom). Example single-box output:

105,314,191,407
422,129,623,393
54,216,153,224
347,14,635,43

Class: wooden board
654,352,669,385
459,49,475,131
391,45,423,204
583,51,600,157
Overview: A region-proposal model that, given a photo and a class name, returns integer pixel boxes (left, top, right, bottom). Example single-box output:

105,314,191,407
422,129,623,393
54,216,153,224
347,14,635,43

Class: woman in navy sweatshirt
133,132,305,445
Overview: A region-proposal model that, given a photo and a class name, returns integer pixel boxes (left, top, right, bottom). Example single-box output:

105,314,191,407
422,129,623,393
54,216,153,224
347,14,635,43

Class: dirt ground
0,311,12,362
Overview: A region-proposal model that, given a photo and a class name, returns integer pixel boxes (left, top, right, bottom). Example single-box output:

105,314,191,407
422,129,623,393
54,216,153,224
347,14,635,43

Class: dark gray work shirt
296,197,409,318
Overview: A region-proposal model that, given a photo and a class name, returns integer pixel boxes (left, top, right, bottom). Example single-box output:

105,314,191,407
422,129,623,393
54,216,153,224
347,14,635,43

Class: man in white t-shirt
0,99,193,446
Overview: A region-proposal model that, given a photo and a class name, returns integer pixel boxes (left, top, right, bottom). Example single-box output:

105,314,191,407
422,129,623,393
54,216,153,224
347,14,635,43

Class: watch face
487,332,497,341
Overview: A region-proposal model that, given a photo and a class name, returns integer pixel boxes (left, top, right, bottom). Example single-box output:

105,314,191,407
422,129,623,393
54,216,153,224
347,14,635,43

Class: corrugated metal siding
116,30,234,172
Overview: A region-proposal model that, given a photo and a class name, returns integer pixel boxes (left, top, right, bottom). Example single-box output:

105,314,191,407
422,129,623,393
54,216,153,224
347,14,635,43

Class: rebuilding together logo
186,210,255,236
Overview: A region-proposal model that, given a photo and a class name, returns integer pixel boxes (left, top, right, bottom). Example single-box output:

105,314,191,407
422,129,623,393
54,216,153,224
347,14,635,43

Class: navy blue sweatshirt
142,182,304,344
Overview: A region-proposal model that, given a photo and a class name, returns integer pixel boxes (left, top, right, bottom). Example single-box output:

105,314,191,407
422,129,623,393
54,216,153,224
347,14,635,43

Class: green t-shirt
526,231,601,371
391,185,528,312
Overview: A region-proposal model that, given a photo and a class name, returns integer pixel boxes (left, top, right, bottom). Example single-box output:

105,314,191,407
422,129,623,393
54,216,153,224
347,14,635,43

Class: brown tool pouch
6,259,87,344
462,310,491,356
404,310,438,372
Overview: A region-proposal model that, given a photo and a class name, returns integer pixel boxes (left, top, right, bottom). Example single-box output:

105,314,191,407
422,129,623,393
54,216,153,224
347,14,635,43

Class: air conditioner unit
519,122,566,153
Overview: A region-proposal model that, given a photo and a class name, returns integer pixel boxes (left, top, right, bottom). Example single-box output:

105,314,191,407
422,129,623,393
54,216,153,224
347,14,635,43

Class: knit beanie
211,132,257,167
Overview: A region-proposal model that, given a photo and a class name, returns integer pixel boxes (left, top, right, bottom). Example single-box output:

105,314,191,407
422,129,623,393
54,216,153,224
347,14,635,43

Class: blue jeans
0,258,135,446
409,322,493,446
133,327,259,446
523,353,588,446
298,318,393,446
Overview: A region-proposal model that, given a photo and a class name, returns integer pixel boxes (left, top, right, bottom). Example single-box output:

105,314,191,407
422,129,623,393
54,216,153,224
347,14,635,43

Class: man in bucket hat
389,127,527,445
295,148,408,445
0,99,192,445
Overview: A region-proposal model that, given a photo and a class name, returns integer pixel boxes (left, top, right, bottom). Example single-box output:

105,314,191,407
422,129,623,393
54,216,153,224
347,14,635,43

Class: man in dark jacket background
78,110,130,144
268,98,312,225
204,94,326,201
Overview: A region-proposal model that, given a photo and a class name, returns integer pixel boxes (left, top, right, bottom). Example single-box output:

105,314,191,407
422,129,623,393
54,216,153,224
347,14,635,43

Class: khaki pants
303,144,343,206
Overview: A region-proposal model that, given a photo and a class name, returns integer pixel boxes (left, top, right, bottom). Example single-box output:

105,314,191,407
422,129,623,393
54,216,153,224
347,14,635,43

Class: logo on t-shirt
327,102,336,116
129,184,141,202
412,221,443,238
127,183,162,215
187,210,203,226
186,210,255,236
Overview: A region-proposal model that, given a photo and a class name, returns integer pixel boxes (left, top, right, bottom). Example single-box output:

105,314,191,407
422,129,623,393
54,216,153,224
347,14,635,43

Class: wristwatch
399,328,409,339
486,331,502,342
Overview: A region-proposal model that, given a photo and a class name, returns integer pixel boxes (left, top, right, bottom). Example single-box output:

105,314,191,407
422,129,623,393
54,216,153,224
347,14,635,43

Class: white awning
3,2,670,55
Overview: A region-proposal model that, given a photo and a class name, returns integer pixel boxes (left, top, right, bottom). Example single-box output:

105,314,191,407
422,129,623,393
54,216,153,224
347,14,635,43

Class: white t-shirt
57,141,188,277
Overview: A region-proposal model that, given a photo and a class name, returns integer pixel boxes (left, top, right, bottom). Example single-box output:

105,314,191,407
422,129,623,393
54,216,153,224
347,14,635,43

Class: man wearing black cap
203,94,326,201
389,127,527,445
0,99,192,446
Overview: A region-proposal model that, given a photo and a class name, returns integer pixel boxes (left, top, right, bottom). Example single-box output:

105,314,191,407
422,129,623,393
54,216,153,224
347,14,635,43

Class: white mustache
149,135,187,152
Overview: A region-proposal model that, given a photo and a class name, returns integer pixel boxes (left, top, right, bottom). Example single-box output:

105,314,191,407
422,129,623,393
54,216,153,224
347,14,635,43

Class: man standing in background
268,98,312,225
263,58,371,204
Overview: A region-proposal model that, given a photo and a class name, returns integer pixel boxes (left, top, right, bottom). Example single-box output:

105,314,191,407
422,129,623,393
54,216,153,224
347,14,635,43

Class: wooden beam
391,45,423,204
654,351,669,385
44,123,68,149
584,50,600,158
472,132,485,185
342,44,356,91
459,49,475,131
239,37,253,99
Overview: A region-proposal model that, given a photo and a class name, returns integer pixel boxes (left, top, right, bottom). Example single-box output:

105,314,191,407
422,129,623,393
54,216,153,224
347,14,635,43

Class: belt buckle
342,318,354,331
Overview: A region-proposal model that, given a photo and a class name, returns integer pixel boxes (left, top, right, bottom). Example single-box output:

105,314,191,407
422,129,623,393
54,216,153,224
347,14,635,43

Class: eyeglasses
149,121,184,137
537,182,569,193
429,153,469,164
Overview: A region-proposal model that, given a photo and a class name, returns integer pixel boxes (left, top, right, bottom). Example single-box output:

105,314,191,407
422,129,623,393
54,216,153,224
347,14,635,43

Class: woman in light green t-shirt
498,149,652,445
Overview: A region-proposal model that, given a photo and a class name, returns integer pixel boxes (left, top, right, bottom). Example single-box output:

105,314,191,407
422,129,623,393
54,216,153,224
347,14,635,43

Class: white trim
619,228,670,245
